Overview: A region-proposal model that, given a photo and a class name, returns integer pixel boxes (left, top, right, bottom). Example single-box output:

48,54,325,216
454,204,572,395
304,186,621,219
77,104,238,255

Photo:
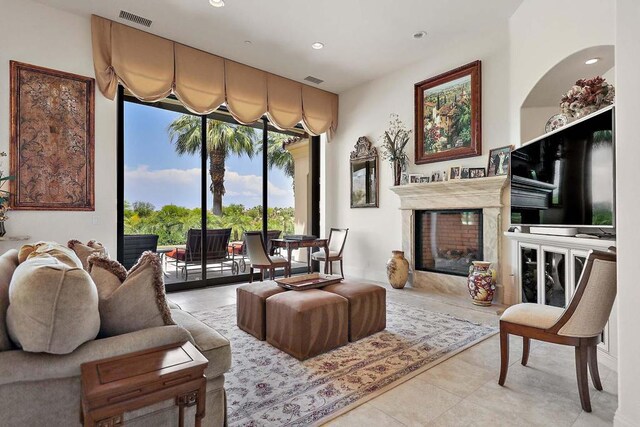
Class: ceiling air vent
304,76,324,85
119,10,152,28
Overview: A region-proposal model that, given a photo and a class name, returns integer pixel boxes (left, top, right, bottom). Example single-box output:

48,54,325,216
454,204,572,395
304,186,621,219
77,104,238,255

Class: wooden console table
81,341,208,427
271,237,329,274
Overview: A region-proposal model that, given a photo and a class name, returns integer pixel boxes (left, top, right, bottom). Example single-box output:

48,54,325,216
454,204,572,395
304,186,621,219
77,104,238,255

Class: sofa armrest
171,309,232,378
0,325,192,386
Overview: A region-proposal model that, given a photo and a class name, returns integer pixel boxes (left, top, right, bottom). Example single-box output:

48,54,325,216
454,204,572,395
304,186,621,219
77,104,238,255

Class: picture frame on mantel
414,60,482,165
10,61,95,211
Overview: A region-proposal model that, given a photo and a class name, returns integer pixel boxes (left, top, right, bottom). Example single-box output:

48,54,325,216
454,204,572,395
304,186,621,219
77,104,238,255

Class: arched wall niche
519,45,615,144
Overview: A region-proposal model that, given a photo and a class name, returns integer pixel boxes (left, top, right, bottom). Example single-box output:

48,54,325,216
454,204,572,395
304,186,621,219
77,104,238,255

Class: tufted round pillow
6,255,100,354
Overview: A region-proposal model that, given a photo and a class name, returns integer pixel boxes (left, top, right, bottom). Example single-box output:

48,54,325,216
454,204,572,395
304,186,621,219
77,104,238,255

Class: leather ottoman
322,282,386,342
266,289,349,360
237,281,287,340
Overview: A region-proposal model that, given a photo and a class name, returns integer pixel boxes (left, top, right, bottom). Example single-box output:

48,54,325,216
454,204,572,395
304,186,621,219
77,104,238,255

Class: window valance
90,15,338,136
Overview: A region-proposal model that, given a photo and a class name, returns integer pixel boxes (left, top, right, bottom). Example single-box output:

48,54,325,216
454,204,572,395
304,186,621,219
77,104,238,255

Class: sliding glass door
118,87,316,290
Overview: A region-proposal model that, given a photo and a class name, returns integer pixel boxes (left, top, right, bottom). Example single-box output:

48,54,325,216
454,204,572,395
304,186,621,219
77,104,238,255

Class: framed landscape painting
10,61,95,210
414,61,481,164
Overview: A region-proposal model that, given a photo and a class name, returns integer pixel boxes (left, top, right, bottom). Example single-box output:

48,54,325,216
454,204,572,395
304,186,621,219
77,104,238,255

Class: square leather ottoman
322,282,386,342
237,281,287,340
266,289,348,360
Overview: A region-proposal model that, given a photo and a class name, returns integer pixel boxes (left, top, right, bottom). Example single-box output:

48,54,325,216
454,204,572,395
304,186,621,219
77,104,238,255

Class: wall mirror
350,136,379,208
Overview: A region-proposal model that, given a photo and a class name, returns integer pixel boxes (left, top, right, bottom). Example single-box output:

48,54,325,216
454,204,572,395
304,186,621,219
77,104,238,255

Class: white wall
324,26,511,283
509,0,615,145
0,0,117,252
614,0,640,424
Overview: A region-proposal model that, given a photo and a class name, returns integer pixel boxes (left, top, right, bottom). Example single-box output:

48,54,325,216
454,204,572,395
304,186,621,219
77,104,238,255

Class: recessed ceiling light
244,40,252,45
311,42,324,50
413,31,427,39
585,58,599,65
209,0,225,7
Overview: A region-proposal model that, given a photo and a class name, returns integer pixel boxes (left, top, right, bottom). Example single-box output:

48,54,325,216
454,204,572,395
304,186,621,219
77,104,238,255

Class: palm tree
168,115,257,215
259,133,295,181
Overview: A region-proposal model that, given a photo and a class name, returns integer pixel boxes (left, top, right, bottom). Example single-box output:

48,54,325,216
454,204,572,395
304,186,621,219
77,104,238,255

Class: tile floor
168,281,618,427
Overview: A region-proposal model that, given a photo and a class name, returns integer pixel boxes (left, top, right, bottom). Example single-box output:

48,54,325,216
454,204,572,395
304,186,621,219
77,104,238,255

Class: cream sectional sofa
0,248,231,426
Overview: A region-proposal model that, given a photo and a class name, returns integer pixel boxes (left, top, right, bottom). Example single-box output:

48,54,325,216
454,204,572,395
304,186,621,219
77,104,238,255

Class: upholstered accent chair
244,231,289,282
311,228,349,278
498,248,617,412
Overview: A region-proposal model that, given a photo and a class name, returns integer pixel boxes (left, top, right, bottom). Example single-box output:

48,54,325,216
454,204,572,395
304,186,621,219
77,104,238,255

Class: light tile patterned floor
168,281,618,427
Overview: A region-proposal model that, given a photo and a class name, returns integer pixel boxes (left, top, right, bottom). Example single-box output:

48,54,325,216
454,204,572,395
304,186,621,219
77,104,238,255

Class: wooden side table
81,341,208,427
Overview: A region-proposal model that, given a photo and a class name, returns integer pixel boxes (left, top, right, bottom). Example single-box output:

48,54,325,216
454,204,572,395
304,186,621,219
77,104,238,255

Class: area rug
191,299,497,426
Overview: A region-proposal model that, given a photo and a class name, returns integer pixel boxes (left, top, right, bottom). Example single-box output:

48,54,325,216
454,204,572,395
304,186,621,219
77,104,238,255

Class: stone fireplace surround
390,176,509,303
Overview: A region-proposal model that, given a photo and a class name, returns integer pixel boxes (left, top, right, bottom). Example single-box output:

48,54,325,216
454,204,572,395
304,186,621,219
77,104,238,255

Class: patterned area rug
192,299,496,426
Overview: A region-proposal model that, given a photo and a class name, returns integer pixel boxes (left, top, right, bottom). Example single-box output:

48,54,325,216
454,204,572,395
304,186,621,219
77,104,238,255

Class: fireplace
415,209,483,276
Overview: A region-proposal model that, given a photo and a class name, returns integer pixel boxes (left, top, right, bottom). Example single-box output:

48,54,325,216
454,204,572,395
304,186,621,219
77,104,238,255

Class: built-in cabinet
506,232,617,364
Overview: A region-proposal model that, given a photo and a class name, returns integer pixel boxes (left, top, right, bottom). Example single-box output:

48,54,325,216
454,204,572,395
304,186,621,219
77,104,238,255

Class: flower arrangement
0,152,13,222
560,76,615,118
380,114,411,186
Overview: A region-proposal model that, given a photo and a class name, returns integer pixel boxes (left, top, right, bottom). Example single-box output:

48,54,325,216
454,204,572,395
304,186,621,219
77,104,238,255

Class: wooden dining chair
311,228,349,278
244,231,290,282
498,248,617,412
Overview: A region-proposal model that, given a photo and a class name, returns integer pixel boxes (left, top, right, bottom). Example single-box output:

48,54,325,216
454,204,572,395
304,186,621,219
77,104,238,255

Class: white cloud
124,165,293,208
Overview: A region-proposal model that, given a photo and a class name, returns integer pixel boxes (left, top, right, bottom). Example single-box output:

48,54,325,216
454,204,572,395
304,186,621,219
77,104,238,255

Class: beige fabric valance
91,15,338,136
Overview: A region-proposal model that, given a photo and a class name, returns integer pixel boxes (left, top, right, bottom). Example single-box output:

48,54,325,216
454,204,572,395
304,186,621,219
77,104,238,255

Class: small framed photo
450,166,461,179
419,176,430,183
469,167,486,178
431,171,441,182
487,145,514,176
461,168,470,179
408,173,423,184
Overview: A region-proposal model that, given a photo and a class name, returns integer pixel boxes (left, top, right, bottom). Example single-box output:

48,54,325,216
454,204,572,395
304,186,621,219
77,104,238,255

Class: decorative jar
387,250,409,289
467,261,496,306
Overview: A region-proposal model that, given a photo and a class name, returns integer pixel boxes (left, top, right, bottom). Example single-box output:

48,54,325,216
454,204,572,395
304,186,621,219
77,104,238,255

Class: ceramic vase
467,261,496,306
387,250,409,289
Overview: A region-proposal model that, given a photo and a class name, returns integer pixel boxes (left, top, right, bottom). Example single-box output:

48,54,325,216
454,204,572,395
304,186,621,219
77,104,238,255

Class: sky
124,102,294,210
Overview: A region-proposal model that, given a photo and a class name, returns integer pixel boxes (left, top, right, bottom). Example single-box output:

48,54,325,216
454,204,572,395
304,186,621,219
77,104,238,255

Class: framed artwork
350,137,378,208
469,167,486,178
408,173,423,184
10,61,95,210
487,145,514,177
461,168,470,179
414,61,482,164
450,166,461,179
419,176,430,183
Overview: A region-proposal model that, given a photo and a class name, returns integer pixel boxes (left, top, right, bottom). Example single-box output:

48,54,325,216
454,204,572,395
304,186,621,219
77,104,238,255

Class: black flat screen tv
510,106,615,228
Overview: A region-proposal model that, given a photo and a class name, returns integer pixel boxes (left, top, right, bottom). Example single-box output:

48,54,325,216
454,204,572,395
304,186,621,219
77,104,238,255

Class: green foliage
124,201,296,246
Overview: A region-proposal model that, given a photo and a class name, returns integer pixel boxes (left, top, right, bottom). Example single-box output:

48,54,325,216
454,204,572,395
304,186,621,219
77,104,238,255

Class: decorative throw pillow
18,241,83,269
68,239,108,270
0,249,19,351
88,251,174,337
6,256,100,354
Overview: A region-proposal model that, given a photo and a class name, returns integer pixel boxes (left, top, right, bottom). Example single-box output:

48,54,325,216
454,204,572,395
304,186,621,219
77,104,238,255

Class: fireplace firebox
415,209,483,276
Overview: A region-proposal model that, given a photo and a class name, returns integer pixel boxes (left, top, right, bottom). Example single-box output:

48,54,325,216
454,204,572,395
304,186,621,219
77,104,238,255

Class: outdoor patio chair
122,234,159,270
167,228,238,279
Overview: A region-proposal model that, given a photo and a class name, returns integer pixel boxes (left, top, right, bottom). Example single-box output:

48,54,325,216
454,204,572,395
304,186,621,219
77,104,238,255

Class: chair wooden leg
340,259,344,278
521,337,530,366
260,268,264,282
329,261,333,275
498,327,509,386
575,344,592,412
249,267,253,283
588,345,603,391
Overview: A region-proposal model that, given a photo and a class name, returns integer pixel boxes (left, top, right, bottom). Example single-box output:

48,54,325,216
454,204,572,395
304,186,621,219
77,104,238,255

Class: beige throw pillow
7,256,100,354
88,252,174,337
19,241,83,269
0,249,19,351
68,239,108,270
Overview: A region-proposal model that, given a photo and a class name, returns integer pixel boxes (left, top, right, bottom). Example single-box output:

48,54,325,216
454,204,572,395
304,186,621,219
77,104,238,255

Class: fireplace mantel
389,176,508,210
390,175,511,303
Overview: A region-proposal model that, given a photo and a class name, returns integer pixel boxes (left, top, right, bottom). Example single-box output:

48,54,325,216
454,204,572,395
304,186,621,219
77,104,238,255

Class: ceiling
34,0,522,93
523,45,615,108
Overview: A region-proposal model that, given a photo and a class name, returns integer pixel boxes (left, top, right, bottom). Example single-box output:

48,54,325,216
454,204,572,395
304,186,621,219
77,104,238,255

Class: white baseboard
597,348,618,372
